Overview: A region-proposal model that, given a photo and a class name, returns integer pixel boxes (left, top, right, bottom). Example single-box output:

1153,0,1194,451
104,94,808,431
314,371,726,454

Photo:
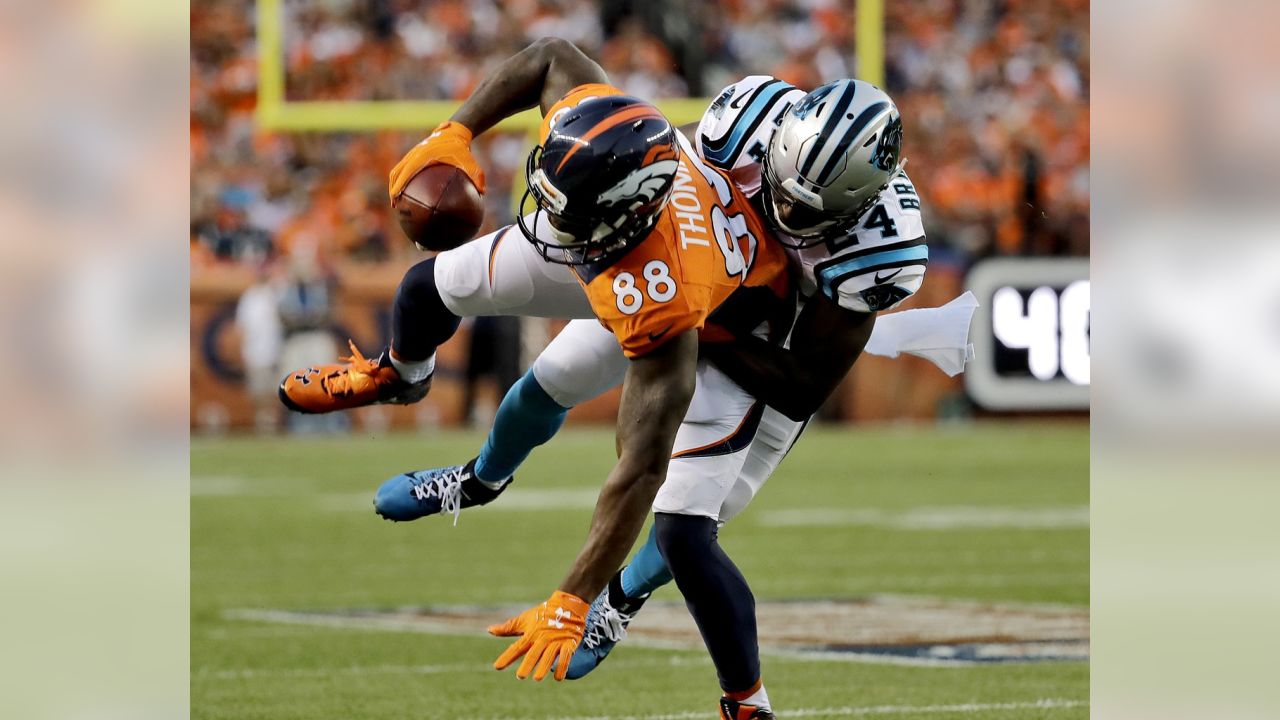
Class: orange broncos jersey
540,84,791,358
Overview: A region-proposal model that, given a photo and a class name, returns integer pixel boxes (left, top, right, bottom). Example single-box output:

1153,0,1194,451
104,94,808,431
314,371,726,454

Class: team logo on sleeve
708,86,735,119
597,160,681,208
859,283,912,311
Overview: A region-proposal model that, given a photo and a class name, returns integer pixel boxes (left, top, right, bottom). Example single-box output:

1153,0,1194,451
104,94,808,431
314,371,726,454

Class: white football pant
432,220,795,521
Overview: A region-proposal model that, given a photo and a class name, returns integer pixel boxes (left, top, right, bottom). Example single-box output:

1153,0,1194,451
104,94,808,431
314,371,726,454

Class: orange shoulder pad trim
540,84,626,144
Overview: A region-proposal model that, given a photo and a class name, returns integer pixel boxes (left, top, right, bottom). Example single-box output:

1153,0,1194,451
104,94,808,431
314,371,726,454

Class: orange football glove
488,590,589,681
387,120,487,202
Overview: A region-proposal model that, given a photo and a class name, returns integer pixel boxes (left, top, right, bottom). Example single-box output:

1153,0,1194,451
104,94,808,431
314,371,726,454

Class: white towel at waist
862,291,978,377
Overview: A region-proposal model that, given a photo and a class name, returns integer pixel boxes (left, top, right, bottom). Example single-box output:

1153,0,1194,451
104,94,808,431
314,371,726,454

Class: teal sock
621,524,674,598
474,370,569,485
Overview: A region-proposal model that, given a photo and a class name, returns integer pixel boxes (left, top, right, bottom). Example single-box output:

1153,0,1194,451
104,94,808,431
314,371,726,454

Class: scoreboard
965,258,1090,411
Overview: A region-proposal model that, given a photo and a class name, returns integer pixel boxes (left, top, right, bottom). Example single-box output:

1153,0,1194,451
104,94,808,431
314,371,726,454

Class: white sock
472,472,510,491
736,685,771,711
389,351,435,383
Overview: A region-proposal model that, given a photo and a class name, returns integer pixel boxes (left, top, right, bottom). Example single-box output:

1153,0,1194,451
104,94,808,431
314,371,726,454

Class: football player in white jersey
374,71,961,719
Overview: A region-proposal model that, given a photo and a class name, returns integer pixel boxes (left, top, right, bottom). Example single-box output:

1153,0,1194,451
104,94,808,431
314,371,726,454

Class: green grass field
192,422,1088,719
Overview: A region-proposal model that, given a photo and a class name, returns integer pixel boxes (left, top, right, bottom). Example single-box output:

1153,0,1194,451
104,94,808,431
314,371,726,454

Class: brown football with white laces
394,165,485,252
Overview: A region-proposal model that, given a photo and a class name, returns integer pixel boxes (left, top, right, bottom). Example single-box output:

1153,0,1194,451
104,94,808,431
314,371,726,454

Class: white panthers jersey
695,76,928,313
696,76,805,196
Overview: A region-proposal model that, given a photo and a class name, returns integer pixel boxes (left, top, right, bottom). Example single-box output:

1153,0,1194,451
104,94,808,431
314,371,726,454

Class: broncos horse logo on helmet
597,159,682,208
518,95,681,265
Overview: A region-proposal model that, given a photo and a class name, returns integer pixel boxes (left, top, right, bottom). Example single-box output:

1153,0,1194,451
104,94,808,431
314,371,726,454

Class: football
394,165,485,252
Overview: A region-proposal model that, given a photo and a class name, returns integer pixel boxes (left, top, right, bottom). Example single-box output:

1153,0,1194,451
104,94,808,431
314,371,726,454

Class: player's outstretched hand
388,121,487,202
489,590,589,681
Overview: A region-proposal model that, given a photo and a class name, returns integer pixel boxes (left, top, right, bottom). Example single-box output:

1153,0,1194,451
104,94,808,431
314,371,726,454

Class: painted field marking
758,572,1090,590
192,475,600,511
200,625,319,640
509,698,1087,720
190,475,273,496
196,662,479,680
757,505,1088,530
194,476,1084,529
226,594,1088,668
311,487,603,513
195,655,711,681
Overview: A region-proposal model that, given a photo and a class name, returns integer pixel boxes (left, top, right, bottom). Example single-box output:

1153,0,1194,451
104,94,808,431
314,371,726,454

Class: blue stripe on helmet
813,101,891,186
703,83,793,166
798,81,856,179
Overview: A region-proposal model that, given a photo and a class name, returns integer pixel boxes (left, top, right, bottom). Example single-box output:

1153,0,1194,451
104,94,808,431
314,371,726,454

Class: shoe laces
324,340,385,396
581,593,632,648
409,466,468,526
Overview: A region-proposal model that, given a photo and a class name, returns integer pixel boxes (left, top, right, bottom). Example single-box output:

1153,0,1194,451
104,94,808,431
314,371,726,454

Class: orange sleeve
539,83,627,144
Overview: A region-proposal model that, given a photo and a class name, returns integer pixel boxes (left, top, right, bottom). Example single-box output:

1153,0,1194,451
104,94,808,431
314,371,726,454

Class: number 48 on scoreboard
966,258,1090,411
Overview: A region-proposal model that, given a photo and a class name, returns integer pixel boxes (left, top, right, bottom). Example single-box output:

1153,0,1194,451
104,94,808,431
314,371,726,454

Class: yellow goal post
253,0,883,132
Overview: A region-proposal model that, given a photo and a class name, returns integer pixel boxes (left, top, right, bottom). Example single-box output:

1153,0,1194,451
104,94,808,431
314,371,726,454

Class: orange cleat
719,698,775,720
278,340,430,414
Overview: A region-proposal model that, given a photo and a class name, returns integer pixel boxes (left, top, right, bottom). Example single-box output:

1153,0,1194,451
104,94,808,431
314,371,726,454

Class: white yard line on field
190,475,271,495
757,506,1088,530
225,607,487,637
192,475,600,511
195,476,1085,529
196,655,711,681
312,487,604,512
497,698,1087,720
748,572,1092,590
196,663,479,680
869,592,1088,615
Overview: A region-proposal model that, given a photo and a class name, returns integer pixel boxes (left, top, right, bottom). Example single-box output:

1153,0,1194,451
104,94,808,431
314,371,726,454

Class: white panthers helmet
762,79,904,247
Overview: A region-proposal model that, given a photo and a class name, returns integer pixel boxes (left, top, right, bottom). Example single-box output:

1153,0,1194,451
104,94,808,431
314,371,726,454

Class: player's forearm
451,37,606,136
557,333,697,599
558,459,668,599
448,41,553,135
703,339,821,420
707,301,876,421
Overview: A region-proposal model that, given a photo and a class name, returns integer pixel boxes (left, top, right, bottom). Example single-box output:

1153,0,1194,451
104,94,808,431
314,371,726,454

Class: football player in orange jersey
366,46,978,718
276,38,797,714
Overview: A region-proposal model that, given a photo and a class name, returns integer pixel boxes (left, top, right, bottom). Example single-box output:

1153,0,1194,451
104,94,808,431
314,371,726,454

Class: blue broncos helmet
518,95,682,265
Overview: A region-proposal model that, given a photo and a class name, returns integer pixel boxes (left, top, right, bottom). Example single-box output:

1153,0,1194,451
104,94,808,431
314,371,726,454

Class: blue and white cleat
565,571,649,679
374,458,510,524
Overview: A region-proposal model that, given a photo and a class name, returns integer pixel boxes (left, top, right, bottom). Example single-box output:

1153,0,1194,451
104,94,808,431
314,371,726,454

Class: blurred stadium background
190,0,1089,434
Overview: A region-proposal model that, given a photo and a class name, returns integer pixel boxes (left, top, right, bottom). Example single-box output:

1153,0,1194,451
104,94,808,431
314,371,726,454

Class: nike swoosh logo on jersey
648,324,675,342
874,269,903,284
729,89,749,109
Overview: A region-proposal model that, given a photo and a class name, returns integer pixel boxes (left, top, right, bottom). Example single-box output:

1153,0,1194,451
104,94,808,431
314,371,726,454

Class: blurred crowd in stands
192,0,1089,270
